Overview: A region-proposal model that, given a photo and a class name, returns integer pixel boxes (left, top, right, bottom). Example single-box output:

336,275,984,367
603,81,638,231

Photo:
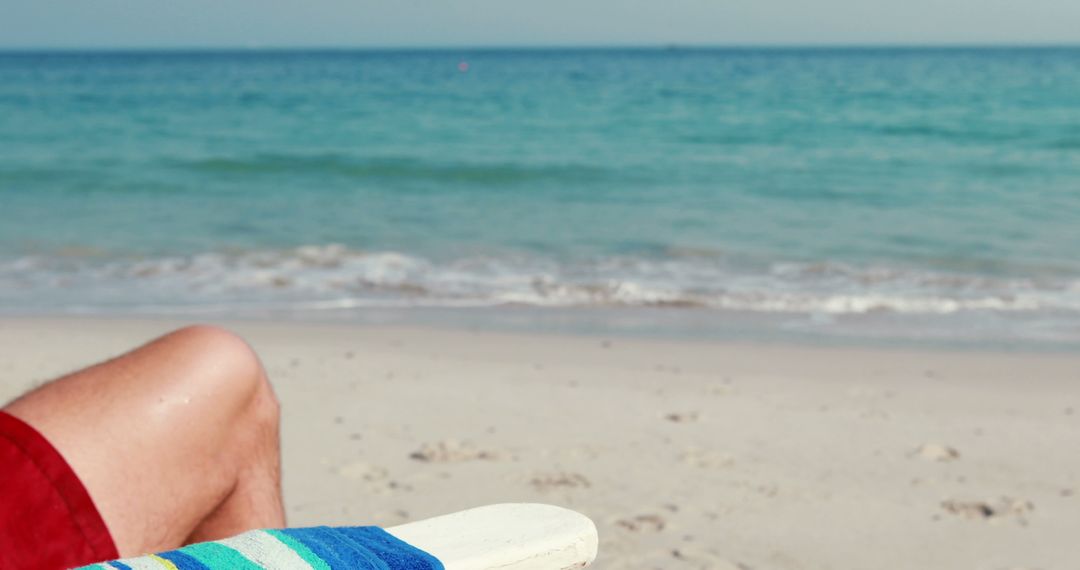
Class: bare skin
2,325,286,557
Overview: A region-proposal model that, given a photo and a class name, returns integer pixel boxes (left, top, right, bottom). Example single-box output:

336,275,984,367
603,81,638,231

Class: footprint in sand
335,461,412,494
940,497,1034,525
530,472,591,492
913,443,960,462
679,447,735,469
409,439,499,463
615,513,666,533
664,411,701,423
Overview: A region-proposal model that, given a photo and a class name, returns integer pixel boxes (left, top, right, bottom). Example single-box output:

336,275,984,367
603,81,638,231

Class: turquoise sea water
1,48,1079,346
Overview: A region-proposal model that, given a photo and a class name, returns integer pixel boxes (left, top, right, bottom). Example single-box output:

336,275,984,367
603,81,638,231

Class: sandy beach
1,316,1077,569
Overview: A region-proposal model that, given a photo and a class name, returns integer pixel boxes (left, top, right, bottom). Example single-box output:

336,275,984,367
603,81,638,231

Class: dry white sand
1,317,1078,569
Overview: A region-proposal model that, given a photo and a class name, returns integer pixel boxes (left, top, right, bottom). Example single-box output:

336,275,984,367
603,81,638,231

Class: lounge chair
389,503,598,569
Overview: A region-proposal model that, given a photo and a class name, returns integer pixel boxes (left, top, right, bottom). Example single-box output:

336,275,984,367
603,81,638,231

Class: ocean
1,48,1079,347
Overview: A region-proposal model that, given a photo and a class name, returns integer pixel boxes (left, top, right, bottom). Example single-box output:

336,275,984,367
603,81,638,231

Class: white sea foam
1,245,1078,320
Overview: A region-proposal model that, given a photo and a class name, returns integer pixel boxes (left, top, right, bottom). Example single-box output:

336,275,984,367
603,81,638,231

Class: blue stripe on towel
326,527,443,570
157,549,210,570
277,526,385,569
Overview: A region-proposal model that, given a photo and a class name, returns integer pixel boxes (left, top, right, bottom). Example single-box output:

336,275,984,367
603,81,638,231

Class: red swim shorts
0,410,118,570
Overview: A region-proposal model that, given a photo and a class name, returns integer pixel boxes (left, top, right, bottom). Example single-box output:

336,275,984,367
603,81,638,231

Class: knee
167,325,262,381
162,325,277,420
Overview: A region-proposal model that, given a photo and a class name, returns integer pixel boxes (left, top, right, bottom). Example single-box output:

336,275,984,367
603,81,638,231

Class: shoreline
2,316,1078,569
2,308,1078,354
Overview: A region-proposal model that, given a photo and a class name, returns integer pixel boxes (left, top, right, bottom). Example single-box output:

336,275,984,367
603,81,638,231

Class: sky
2,0,1079,49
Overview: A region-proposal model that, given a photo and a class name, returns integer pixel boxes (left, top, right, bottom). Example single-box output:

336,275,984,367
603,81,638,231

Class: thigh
2,326,262,556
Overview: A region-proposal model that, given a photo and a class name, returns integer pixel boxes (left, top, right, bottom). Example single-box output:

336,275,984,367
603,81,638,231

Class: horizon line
2,42,1080,53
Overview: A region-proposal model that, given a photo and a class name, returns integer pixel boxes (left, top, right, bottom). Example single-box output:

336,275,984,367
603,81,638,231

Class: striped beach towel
77,526,443,570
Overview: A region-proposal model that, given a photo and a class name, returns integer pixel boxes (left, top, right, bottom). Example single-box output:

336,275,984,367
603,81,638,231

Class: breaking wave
2,244,1078,318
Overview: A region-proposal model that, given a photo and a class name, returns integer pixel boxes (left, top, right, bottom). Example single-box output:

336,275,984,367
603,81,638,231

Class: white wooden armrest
387,503,598,569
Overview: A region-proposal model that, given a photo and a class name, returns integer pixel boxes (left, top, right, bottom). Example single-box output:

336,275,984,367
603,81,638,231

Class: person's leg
2,325,285,557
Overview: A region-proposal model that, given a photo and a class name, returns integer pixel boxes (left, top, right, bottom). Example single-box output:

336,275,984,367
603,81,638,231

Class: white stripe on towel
217,529,315,570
